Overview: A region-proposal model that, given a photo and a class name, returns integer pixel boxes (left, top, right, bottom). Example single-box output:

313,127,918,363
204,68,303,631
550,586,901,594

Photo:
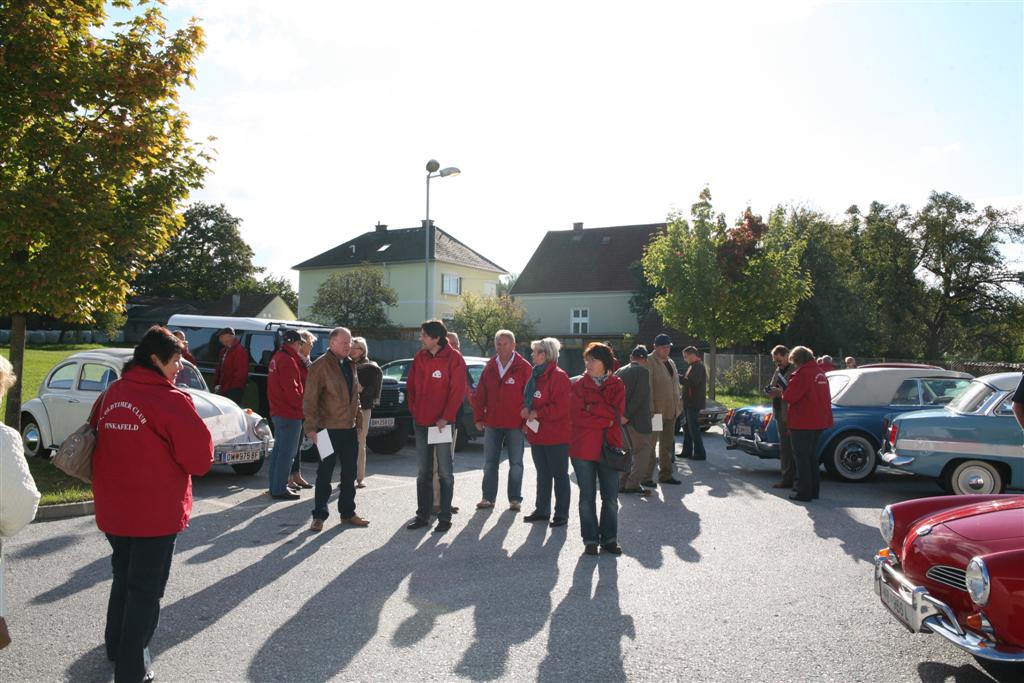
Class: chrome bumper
722,430,778,454
879,444,916,467
874,553,1024,662
213,439,272,465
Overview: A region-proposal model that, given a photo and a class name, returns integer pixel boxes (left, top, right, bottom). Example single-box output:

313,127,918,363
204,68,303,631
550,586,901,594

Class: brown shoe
341,515,369,527
309,518,324,532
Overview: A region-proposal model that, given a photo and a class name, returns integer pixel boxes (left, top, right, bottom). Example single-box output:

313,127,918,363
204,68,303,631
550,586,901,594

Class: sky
157,0,1024,285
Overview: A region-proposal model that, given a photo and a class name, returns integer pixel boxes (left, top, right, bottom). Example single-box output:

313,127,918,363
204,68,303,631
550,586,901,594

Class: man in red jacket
472,329,533,511
213,327,249,404
405,319,467,533
783,346,834,502
266,329,306,500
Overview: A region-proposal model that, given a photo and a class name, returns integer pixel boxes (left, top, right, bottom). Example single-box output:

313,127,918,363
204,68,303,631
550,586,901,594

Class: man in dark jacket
615,346,654,495
766,345,795,489
679,346,707,461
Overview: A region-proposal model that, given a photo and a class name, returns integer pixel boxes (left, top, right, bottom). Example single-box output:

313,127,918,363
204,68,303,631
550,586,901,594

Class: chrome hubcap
967,474,987,492
22,424,40,453
840,441,868,473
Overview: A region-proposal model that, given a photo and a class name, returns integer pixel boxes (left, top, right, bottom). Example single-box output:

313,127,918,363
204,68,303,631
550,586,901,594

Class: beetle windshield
947,381,996,414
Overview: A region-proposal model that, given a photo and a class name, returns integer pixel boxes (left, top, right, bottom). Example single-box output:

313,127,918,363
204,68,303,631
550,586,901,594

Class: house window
570,308,589,335
442,273,461,295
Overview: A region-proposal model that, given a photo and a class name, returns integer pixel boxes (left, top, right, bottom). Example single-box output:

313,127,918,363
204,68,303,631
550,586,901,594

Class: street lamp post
424,159,460,320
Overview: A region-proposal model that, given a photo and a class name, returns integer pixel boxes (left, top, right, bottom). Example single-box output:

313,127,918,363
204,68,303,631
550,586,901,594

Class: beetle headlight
398,390,406,404
879,505,895,545
966,557,990,607
254,418,272,441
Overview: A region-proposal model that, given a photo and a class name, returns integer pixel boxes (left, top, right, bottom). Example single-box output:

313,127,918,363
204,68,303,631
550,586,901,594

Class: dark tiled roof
125,296,201,323
636,309,701,350
510,223,665,295
202,294,281,317
293,224,506,274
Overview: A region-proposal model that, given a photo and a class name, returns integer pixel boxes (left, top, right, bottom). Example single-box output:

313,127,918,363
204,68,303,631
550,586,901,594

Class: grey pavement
1,428,1009,682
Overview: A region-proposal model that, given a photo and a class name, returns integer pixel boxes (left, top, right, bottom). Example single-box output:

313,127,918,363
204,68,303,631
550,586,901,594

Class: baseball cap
216,327,236,337
282,329,302,344
631,345,649,359
653,333,672,347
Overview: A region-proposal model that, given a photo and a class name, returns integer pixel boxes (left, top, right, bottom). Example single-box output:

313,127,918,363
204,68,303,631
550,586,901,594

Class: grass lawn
714,391,769,410
27,453,94,505
0,344,106,417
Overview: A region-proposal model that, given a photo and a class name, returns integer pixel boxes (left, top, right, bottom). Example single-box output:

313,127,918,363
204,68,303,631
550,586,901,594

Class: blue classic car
723,365,973,481
880,372,1024,495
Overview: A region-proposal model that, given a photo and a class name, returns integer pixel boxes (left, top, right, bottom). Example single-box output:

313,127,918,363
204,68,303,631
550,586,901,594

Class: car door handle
67,398,81,403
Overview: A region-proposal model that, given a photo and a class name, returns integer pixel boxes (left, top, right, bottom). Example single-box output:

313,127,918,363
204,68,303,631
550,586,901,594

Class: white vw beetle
20,348,273,474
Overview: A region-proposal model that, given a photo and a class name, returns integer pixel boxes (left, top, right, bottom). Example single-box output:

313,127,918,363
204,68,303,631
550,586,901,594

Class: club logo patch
505,378,516,384
432,370,443,379
533,391,542,398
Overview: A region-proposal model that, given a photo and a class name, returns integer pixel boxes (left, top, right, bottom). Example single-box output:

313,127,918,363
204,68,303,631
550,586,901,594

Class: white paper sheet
427,425,453,444
651,413,663,431
317,429,334,460
526,419,540,433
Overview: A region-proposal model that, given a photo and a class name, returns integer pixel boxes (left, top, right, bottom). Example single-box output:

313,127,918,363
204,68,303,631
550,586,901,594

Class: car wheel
947,460,1004,495
20,417,50,459
232,459,264,475
824,433,878,482
367,428,406,455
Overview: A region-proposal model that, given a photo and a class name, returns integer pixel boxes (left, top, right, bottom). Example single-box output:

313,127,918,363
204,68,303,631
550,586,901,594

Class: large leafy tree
133,202,261,301
1,0,210,428
643,189,811,396
310,264,398,332
450,294,536,355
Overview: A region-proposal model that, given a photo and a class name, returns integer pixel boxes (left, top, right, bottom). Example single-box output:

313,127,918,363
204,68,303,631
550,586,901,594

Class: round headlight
398,390,406,404
966,557,990,607
254,418,272,441
879,505,895,545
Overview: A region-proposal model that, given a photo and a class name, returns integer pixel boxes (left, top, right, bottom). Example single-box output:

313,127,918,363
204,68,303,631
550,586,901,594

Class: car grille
378,383,400,410
926,565,967,591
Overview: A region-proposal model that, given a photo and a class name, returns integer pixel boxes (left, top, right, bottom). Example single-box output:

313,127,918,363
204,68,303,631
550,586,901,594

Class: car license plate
369,417,395,429
735,425,752,436
878,581,917,631
224,450,260,464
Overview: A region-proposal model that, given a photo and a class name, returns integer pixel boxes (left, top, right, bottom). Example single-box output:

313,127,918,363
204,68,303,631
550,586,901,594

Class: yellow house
293,221,507,329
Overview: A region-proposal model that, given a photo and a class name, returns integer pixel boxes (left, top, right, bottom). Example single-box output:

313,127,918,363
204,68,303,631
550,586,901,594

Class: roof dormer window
377,244,391,252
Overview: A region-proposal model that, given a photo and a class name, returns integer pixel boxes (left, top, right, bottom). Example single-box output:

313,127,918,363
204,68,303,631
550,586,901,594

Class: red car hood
943,507,1024,542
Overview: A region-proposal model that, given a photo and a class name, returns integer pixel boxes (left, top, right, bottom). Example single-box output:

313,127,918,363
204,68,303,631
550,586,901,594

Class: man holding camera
765,345,795,489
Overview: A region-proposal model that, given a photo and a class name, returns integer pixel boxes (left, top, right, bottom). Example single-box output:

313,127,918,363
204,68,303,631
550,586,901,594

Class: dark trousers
415,424,454,522
777,419,794,486
681,407,706,459
105,533,176,683
531,443,571,520
790,428,822,499
222,387,244,405
312,428,359,520
571,458,619,546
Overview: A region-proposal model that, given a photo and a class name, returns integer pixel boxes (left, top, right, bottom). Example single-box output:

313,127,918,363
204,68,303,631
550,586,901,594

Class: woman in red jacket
521,337,572,527
91,326,213,683
570,342,626,556
782,345,834,502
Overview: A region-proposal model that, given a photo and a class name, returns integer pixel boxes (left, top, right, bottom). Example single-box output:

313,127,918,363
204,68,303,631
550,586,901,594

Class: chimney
375,222,387,232
231,293,240,314
573,222,583,232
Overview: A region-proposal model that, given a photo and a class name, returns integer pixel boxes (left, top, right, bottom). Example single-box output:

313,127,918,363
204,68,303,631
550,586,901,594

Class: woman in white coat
0,354,41,649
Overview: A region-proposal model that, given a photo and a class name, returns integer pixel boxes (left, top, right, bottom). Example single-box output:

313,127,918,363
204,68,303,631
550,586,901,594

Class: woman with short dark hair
569,342,626,556
91,326,214,682
782,345,833,502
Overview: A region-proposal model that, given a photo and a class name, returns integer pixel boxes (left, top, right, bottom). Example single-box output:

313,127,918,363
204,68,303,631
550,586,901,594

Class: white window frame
570,307,590,335
442,272,462,295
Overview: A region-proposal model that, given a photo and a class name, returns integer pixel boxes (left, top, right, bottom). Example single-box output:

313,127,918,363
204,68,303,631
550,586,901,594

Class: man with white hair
472,329,533,511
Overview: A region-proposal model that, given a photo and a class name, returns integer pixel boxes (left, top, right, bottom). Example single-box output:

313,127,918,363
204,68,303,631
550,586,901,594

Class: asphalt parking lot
2,428,1015,682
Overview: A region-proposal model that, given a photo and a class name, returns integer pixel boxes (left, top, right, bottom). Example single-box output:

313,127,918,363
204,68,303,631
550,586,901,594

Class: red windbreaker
471,352,532,429
783,364,834,430
569,373,626,461
214,341,249,393
267,345,304,420
91,366,213,537
525,362,571,446
406,344,468,427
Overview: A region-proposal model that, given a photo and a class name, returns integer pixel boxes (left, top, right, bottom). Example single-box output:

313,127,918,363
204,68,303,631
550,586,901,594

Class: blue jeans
105,533,176,683
682,407,706,459
312,428,358,520
571,458,619,545
482,427,525,503
414,424,454,522
531,443,570,519
268,416,303,495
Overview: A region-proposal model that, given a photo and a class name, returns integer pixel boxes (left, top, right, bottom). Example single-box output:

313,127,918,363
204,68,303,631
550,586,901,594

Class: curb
34,500,95,521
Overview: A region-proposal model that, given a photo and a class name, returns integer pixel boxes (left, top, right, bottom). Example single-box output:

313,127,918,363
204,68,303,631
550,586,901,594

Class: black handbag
601,406,633,473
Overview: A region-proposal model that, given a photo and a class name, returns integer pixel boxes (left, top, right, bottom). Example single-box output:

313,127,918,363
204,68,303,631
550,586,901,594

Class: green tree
236,274,299,316
450,294,536,355
310,265,398,332
643,189,811,396
496,273,518,297
1,0,210,427
134,202,261,301
628,257,664,325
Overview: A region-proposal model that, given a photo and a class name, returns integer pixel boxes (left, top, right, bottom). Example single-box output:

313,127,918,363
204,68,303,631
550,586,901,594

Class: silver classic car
20,348,273,474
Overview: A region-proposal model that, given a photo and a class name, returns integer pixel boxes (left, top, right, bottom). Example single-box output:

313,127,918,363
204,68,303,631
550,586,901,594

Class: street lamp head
425,159,440,173
439,166,460,178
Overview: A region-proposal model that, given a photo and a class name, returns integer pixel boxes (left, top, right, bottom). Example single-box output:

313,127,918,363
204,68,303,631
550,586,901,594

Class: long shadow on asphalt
918,660,1006,682
538,555,634,682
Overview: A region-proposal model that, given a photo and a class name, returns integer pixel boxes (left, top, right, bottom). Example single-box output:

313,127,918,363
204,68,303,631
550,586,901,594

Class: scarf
523,362,548,410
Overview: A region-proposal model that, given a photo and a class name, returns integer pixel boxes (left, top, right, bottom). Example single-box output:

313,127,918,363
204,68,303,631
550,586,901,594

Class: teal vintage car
879,372,1024,495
